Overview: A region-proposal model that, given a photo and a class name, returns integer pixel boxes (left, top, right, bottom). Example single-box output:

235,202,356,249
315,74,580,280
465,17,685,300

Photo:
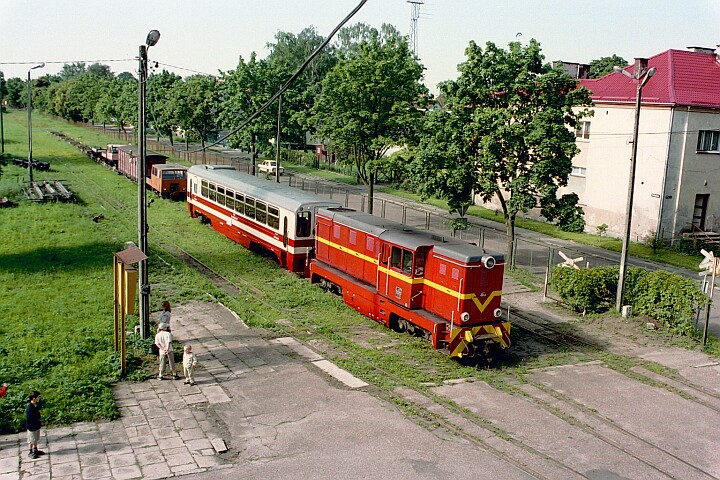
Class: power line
0,59,134,66
152,62,216,78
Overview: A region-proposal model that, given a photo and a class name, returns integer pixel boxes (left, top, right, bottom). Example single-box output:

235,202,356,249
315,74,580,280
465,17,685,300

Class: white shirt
154,330,173,355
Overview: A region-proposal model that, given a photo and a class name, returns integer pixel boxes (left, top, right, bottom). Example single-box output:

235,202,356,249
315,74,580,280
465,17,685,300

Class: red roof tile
579,49,720,108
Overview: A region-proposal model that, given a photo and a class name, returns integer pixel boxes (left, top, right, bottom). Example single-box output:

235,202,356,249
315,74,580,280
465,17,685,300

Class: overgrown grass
0,111,219,433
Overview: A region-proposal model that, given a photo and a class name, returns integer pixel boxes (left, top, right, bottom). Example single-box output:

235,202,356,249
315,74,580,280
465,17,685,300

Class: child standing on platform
183,344,198,386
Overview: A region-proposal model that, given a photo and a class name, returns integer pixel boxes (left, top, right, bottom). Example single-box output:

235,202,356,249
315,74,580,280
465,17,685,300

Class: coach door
283,217,288,247
378,244,413,307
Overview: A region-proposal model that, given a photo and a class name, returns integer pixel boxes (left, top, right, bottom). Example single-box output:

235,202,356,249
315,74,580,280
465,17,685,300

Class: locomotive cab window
391,247,414,275
297,211,311,237
201,180,208,197
414,250,426,276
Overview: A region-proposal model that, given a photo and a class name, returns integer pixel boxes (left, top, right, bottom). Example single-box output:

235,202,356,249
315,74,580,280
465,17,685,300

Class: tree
410,40,593,266
95,78,125,129
174,75,220,149
116,79,138,132
116,72,136,82
265,27,338,149
589,54,628,79
86,63,114,79
59,62,87,80
4,78,25,108
409,109,477,217
148,70,182,145
309,24,428,213
219,53,275,156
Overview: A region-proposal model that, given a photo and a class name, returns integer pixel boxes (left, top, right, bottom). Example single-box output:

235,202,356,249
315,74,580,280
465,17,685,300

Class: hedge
550,265,708,335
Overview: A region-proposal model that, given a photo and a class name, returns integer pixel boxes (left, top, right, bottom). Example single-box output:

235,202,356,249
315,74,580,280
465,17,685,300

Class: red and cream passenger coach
186,165,341,274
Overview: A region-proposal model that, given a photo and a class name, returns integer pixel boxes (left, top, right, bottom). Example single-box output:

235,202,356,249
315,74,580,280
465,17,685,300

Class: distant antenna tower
408,0,424,54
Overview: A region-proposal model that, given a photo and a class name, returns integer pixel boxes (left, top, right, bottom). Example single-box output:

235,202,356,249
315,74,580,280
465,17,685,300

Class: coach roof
189,164,342,212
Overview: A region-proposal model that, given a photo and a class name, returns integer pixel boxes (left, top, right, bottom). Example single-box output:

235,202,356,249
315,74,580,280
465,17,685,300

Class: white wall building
571,47,720,242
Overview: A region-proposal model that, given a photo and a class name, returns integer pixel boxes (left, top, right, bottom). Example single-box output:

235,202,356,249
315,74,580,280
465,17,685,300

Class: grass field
0,111,489,433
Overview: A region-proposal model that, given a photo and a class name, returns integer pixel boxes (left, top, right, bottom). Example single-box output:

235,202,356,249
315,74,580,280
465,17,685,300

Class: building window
571,166,587,177
697,130,720,152
575,121,591,139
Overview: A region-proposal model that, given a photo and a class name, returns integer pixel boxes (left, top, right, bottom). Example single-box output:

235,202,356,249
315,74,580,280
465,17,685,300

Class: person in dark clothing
25,391,43,459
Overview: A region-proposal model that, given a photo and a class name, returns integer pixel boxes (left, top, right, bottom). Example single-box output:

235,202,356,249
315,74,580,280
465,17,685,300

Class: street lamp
27,62,45,182
613,61,656,312
138,29,160,338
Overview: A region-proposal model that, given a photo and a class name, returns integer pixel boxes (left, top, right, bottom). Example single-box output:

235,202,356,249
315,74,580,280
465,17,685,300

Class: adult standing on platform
159,300,171,331
155,323,178,380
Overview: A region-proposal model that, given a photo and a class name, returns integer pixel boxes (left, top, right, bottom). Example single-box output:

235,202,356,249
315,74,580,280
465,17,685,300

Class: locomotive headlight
460,312,470,322
493,308,502,318
481,255,496,269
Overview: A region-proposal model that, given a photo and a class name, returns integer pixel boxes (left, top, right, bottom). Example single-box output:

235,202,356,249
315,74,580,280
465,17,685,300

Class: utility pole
27,63,45,181
275,94,282,183
613,59,656,312
1,83,4,154
138,30,160,338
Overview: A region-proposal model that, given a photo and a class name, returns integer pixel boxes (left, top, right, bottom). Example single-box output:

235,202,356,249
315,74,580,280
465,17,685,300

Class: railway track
60,141,720,479
508,307,720,479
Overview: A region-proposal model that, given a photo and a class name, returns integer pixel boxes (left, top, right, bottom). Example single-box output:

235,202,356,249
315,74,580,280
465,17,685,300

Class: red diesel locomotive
310,208,509,359
187,165,510,360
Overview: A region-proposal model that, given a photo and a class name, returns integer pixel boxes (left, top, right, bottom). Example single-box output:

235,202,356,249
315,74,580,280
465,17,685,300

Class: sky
1,0,719,94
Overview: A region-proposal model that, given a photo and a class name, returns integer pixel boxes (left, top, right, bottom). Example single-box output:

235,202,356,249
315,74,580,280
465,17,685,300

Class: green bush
629,270,708,334
673,238,718,257
551,265,707,335
550,265,616,313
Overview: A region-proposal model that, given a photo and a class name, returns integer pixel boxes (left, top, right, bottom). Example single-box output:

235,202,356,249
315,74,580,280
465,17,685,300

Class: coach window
225,189,235,211
217,186,226,206
201,180,208,197
208,183,217,202
297,211,311,237
268,206,280,230
256,200,267,224
245,196,256,219
235,193,244,214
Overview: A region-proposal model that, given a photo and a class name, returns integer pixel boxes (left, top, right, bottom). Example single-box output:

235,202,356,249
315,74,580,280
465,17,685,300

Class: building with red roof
569,47,720,242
